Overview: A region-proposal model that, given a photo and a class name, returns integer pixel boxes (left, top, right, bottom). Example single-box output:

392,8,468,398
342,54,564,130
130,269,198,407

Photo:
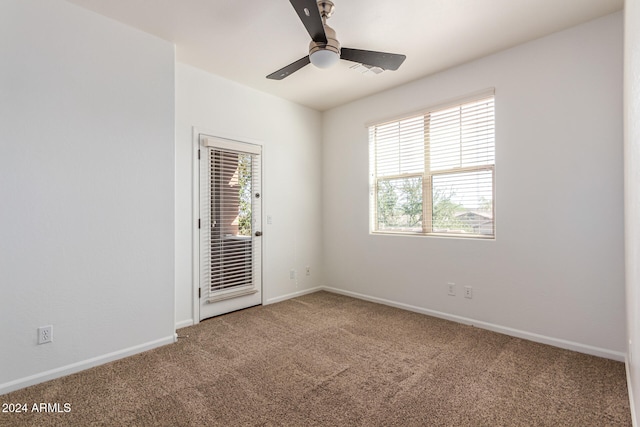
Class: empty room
1,0,640,425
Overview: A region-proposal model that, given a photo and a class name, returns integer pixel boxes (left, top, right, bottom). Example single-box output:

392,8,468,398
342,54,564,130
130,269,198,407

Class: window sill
370,231,495,240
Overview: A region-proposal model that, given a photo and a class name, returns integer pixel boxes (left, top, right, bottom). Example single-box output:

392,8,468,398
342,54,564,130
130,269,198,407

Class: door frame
191,127,265,325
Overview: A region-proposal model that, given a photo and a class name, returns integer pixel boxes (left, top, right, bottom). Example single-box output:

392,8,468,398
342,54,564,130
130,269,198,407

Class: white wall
323,12,625,357
175,63,323,326
0,1,175,394
625,0,640,422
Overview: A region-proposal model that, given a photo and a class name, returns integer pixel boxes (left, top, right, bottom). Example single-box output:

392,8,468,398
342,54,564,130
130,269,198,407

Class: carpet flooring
0,291,631,426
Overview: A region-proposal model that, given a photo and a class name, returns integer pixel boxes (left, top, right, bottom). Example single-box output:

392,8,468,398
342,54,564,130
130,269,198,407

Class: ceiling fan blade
340,48,406,71
289,0,327,43
266,56,311,80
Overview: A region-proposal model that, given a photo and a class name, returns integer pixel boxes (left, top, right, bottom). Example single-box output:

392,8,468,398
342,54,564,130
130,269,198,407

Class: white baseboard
322,286,626,362
0,335,175,396
264,286,325,305
175,319,194,330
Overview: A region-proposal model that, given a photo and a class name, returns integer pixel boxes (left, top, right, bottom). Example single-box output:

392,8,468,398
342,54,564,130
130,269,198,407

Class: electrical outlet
447,283,456,296
305,266,310,276
464,286,473,299
289,269,296,280
38,325,53,344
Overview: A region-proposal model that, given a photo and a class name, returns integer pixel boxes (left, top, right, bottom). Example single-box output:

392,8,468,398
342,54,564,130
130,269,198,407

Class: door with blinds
199,135,262,320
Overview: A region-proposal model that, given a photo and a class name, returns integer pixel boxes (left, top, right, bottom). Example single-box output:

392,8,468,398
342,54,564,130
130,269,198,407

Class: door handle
254,231,262,237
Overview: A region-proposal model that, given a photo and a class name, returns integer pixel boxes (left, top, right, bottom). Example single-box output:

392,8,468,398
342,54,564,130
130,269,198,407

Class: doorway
198,134,262,320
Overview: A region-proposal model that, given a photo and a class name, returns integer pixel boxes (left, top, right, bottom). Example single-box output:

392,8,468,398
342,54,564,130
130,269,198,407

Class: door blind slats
201,143,261,300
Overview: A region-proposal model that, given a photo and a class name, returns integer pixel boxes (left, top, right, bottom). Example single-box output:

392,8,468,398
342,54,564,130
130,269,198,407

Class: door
199,135,262,320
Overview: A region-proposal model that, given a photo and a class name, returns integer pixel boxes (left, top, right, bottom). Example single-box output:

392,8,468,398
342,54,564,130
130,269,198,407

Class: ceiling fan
267,0,406,80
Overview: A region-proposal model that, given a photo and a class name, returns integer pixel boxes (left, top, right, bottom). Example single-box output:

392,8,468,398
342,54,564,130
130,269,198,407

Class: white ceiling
66,0,623,111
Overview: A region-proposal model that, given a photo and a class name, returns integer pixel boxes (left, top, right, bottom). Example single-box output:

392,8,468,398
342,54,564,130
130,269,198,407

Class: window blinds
369,93,495,238
209,149,253,292
200,139,262,302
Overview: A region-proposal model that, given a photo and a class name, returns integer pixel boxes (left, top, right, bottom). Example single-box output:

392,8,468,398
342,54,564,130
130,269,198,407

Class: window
369,92,495,238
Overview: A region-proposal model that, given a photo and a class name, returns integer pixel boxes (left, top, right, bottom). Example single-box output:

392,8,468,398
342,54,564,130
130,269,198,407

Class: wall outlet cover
38,325,53,344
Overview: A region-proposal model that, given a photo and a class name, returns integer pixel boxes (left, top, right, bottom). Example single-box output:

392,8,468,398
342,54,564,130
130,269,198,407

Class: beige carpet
0,291,631,426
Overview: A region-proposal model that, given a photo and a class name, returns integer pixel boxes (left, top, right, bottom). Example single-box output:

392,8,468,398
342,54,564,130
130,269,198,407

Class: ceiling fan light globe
309,49,340,69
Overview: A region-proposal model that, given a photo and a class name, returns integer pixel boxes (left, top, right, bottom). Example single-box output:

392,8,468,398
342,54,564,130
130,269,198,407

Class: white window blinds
369,92,495,238
200,138,262,302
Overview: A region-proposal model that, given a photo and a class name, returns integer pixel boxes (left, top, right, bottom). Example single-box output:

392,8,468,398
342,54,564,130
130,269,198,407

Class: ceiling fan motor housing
308,23,340,57
309,0,339,57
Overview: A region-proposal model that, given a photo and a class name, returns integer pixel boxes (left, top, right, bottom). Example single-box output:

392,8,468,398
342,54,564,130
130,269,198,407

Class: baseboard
264,286,325,305
0,335,175,396
627,356,638,427
176,319,194,330
322,286,626,362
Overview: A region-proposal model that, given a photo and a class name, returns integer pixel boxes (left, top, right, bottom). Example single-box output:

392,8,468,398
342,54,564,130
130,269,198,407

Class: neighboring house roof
455,211,493,220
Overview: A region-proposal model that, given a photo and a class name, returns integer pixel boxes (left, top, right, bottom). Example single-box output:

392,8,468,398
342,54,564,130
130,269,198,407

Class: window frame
369,90,496,239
